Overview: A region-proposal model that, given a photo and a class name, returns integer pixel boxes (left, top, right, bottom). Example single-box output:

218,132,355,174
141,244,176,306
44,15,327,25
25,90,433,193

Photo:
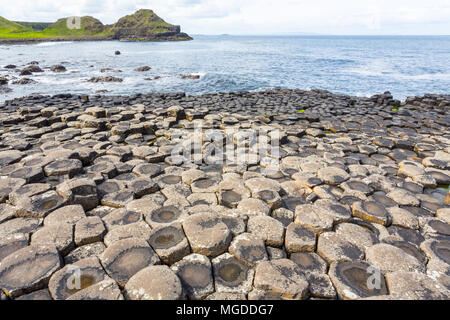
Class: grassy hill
13,21,52,31
0,10,192,42
0,16,33,33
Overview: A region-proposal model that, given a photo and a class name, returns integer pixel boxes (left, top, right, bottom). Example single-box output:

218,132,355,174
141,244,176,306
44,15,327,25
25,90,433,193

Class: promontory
0,9,192,44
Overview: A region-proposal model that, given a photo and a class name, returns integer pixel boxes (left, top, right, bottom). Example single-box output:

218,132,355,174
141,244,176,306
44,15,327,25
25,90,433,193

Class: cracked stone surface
0,90,449,300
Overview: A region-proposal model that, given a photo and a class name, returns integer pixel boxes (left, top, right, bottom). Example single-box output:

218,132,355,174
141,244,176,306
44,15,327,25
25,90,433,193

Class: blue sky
1,0,450,35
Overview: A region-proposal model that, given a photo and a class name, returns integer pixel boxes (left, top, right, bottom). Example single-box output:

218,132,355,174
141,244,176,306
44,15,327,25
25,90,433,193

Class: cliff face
108,9,192,41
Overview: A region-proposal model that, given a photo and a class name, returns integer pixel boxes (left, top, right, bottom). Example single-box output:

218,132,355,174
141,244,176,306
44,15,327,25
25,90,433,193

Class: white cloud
0,0,449,34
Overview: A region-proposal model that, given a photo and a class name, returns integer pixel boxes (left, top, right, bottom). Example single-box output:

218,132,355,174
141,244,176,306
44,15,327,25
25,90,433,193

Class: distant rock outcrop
109,9,192,41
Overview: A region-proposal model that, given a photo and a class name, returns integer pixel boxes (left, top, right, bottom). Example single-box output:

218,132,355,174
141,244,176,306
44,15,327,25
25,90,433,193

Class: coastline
0,36,193,45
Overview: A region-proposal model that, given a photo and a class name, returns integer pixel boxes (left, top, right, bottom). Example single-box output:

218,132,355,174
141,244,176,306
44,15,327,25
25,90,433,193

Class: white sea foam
34,41,74,47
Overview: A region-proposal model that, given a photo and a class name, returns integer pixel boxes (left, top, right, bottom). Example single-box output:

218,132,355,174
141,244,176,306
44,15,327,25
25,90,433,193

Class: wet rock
56,178,98,211
335,222,379,251
101,190,134,208
135,66,151,72
50,65,67,73
87,76,123,83
102,208,142,230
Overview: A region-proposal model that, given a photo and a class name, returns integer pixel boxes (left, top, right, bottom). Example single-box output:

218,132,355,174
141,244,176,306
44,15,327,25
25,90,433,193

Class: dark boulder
181,74,200,80
135,66,151,72
50,65,67,73
88,76,123,83
12,78,37,85
22,65,43,73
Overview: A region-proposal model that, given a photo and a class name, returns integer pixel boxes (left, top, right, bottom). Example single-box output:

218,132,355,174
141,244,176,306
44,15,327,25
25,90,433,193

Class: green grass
0,16,33,33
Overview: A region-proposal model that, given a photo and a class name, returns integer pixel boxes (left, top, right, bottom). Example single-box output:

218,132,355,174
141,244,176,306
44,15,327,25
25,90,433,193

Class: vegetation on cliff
0,9,192,41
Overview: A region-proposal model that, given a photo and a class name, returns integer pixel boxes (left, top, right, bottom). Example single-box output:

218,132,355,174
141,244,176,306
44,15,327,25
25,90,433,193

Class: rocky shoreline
0,89,449,300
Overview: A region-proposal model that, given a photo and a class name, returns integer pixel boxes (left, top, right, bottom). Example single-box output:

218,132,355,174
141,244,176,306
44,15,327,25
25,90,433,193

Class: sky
1,0,450,35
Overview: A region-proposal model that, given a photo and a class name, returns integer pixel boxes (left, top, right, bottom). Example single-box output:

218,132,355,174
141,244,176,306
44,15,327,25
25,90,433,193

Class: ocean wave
346,67,450,80
34,41,74,47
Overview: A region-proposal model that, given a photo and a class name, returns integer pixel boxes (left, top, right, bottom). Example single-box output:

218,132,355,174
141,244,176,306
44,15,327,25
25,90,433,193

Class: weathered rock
148,223,190,265
48,257,108,300
285,223,316,253
247,216,284,247
352,201,391,226
16,190,67,218
100,238,160,287
385,271,449,299
44,204,86,226
171,254,214,300
253,259,309,299
31,223,74,255
229,233,268,266
317,232,364,263
0,244,62,298
182,212,232,257
329,260,388,300
294,204,334,234
74,216,106,246
64,242,106,264
212,253,254,294
66,278,123,300
124,265,183,300
366,243,425,274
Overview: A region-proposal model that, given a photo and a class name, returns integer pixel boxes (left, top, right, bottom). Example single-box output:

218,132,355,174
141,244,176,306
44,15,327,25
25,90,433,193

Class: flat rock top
0,90,449,300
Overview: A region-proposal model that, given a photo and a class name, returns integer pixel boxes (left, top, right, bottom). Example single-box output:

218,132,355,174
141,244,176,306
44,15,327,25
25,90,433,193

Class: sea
1,35,450,103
